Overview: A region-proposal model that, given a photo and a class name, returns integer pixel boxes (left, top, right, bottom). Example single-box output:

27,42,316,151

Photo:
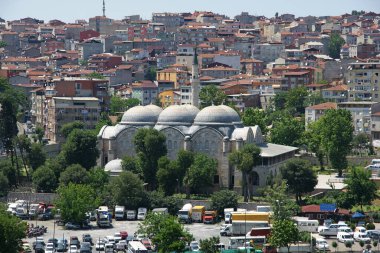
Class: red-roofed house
300,204,350,222
305,102,337,126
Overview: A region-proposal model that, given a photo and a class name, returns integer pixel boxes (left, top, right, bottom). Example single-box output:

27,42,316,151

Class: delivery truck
178,203,193,224
114,206,125,220
191,206,205,223
203,210,218,224
224,208,234,224
231,212,270,222
220,221,270,236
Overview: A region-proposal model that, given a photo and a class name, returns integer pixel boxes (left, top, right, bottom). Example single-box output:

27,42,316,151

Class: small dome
121,105,162,125
104,159,122,173
157,105,200,125
194,105,241,125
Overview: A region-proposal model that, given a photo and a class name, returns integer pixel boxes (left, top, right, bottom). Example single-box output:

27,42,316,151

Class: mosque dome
121,105,162,125
194,105,241,125
157,105,200,125
104,159,122,174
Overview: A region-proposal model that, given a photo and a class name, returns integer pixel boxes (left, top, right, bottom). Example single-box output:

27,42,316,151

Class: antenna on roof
102,0,106,17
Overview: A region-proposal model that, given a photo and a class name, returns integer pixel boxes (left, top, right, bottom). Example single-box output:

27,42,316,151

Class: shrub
366,222,375,230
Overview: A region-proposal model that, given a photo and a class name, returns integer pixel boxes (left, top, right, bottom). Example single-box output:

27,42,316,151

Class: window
213,175,219,184
75,83,81,90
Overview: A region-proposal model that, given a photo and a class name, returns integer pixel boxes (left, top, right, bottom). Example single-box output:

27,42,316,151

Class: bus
128,241,148,253
229,236,266,250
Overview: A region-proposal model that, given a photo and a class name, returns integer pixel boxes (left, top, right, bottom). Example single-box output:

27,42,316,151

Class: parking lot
24,219,227,252
25,218,380,252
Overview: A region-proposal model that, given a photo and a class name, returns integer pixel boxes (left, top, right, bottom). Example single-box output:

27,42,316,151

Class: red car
119,231,128,240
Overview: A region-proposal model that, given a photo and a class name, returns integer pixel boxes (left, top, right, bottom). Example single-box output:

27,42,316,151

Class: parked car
354,232,371,243
315,238,329,251
95,239,105,251
65,222,81,230
337,232,355,243
120,231,128,240
190,241,200,252
115,241,128,251
114,232,122,243
45,243,55,253
368,230,380,240
69,245,78,253
56,243,66,252
82,234,93,245
70,236,81,249
80,242,92,253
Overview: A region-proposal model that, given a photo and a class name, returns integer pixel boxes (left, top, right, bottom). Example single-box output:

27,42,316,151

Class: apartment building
346,61,380,102
47,97,100,143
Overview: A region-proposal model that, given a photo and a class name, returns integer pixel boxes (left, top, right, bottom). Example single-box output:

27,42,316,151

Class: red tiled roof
306,102,337,110
283,71,310,76
324,84,348,91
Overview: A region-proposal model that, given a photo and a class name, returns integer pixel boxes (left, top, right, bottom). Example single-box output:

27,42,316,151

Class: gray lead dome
121,105,162,125
194,105,241,125
157,104,200,125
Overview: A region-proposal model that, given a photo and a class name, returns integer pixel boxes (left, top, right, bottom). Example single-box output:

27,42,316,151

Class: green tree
148,191,183,215
285,86,308,115
87,167,110,194
210,190,239,215
229,144,261,202
59,164,89,186
264,182,299,221
110,171,148,209
345,167,377,210
351,132,372,155
304,92,326,107
157,156,180,196
329,33,345,59
269,219,299,253
0,172,9,197
56,183,99,224
27,143,46,171
0,41,7,48
317,109,353,176
332,241,338,252
60,121,85,138
35,126,44,143
15,135,31,178
199,85,227,108
62,129,99,170
134,128,167,190
187,153,217,194
242,108,268,134
86,72,105,79
273,92,287,110
304,121,325,170
280,158,317,203
32,165,58,193
200,237,220,253
0,204,27,253
94,112,113,134
145,67,157,81
138,213,192,253
0,159,17,188
121,155,142,177
270,116,304,147
177,150,195,198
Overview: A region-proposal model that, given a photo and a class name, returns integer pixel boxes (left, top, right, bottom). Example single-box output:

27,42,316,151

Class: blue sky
1,0,379,22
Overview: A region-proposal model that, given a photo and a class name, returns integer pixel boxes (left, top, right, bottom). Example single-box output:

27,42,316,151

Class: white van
337,232,354,243
295,219,319,233
338,226,354,236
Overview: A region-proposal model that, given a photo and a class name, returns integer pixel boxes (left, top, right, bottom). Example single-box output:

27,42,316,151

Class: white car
69,245,78,253
354,232,371,243
95,239,105,251
104,236,115,245
315,238,329,251
114,232,122,243
45,243,55,253
337,232,354,244
190,241,200,252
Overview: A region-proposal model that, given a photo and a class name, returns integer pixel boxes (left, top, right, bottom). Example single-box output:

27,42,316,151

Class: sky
1,0,379,22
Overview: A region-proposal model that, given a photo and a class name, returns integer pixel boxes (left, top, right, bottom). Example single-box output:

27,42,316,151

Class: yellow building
158,89,181,107
156,68,188,89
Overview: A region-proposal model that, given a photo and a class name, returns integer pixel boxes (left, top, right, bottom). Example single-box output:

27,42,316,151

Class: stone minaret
102,0,106,17
191,49,200,107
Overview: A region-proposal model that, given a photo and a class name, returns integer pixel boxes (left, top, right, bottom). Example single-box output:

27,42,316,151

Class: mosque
97,104,298,194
